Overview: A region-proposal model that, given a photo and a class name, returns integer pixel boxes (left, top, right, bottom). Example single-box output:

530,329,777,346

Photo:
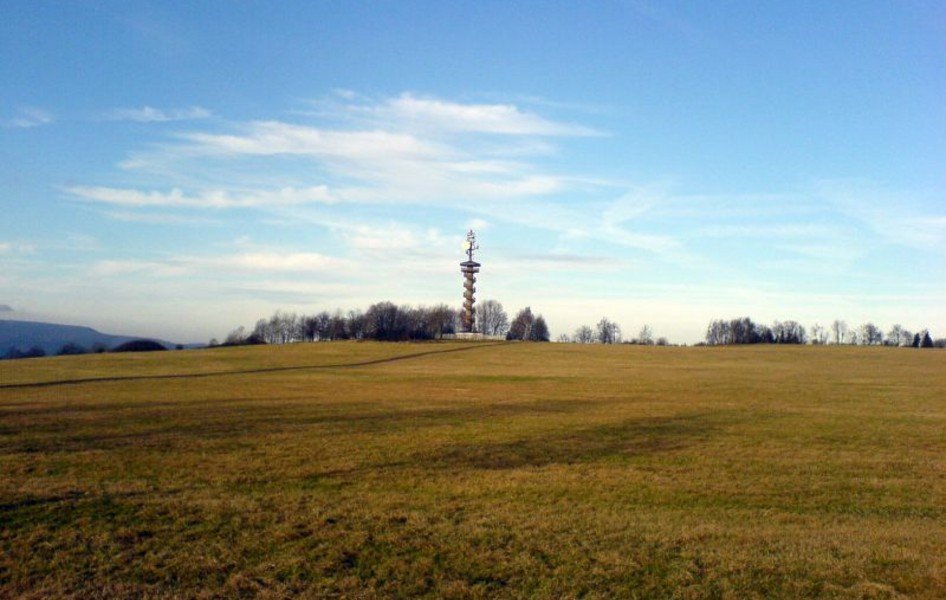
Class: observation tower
459,230,480,333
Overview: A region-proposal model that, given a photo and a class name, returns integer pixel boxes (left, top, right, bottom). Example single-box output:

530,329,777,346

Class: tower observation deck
460,230,480,333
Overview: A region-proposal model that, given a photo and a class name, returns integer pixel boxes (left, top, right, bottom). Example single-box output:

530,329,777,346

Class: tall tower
459,230,480,333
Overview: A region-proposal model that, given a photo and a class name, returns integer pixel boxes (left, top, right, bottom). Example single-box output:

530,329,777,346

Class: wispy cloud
107,104,578,208
0,241,37,254
183,121,443,160
73,92,688,262
2,107,54,129
105,105,211,122
66,185,336,208
362,92,604,136
817,179,946,251
92,251,353,278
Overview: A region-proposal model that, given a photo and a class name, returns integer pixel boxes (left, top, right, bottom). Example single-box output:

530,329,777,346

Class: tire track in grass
0,342,513,390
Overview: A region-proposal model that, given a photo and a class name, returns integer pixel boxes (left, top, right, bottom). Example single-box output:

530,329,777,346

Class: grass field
1,341,944,598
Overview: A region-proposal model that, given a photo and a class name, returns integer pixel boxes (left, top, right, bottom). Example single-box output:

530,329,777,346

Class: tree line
555,317,669,345
3,339,177,360
703,317,943,347
217,300,551,346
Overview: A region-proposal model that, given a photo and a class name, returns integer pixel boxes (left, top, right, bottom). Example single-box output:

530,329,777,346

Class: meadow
1,341,944,598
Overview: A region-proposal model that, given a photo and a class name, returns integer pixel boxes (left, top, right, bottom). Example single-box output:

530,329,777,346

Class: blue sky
1,1,944,343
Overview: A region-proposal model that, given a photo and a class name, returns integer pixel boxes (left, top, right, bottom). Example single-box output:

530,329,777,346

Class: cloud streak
92,251,353,278
2,107,53,128
66,185,336,208
365,93,604,136
106,105,212,122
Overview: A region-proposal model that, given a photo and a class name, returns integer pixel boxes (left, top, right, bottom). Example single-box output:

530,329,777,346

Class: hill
1,342,944,598
0,319,193,357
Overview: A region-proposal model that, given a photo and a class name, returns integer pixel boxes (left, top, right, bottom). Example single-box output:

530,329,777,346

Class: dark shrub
57,343,87,356
112,340,167,353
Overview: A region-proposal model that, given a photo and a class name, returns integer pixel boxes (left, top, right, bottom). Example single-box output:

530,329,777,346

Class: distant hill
0,319,198,357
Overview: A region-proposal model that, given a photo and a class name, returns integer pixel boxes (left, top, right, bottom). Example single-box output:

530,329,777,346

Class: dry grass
1,342,944,598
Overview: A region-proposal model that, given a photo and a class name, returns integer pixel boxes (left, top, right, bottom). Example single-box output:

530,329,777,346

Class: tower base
442,333,506,341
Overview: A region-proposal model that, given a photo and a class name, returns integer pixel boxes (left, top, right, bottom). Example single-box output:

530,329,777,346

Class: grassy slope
1,342,944,598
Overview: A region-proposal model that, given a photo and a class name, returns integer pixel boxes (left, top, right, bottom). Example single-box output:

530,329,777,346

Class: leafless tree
860,322,883,345
848,329,860,345
899,328,913,347
427,304,457,339
772,320,806,344
638,324,654,345
347,309,365,340
224,326,247,345
596,317,621,344
574,325,594,344
809,323,829,345
507,307,534,341
556,333,570,343
886,324,903,346
832,320,848,345
477,300,509,336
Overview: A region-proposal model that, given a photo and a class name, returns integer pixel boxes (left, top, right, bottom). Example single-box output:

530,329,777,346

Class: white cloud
777,242,864,263
105,115,572,207
692,223,842,239
183,121,443,160
0,241,38,255
339,224,420,251
104,211,222,225
93,259,190,277
92,251,353,279
817,179,946,251
72,92,681,259
106,105,212,122
223,252,349,272
66,185,336,208
2,107,53,128
369,93,603,136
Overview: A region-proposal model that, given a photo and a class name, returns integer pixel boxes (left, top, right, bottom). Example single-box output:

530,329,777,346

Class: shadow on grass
0,342,511,390
416,412,731,470
1,398,607,454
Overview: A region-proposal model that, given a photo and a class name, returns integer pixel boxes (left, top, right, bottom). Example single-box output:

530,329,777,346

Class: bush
57,343,87,356
3,346,46,360
111,340,167,353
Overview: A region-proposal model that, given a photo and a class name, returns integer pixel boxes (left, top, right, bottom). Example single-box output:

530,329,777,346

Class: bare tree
556,333,570,343
477,300,509,336
809,323,829,345
900,328,913,347
638,324,654,345
574,325,594,344
887,324,904,347
224,326,247,345
860,322,883,345
427,304,457,339
832,320,848,345
596,317,621,344
347,309,365,340
507,307,534,341
848,329,860,345
772,320,806,344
